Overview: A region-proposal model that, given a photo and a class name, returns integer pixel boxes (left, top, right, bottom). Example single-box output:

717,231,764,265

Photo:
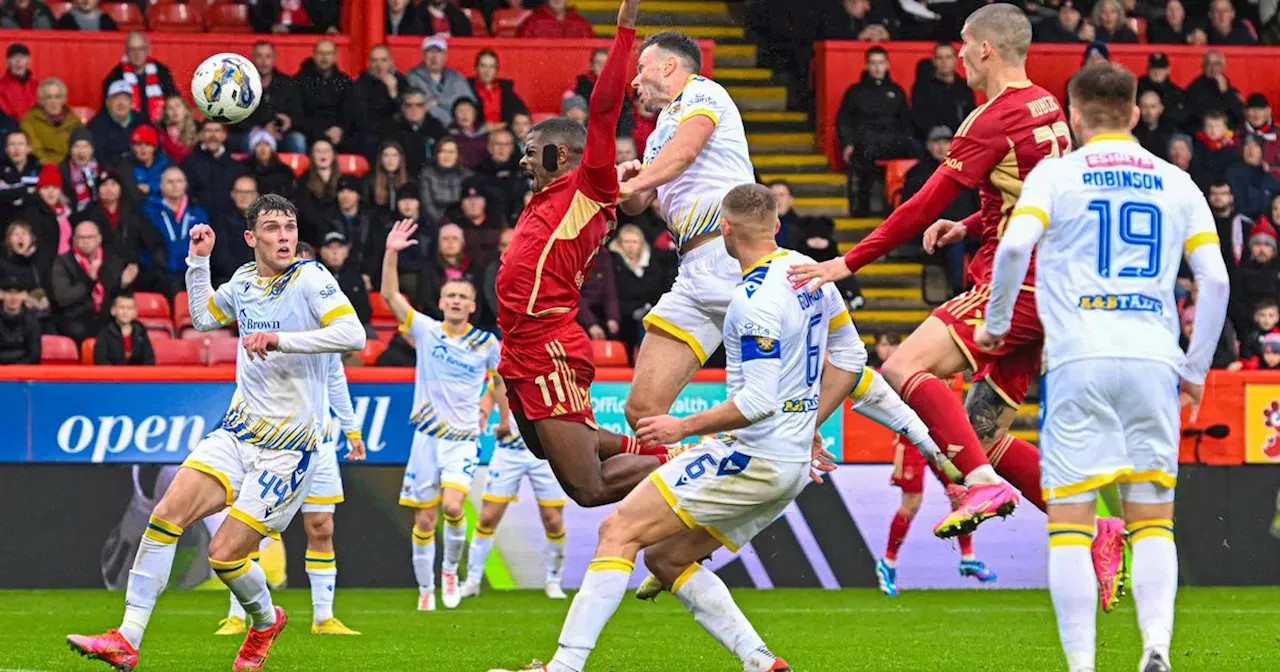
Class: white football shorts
182,428,318,535
1040,358,1180,504
649,436,810,552
301,444,344,513
642,235,740,363
399,432,479,508
483,440,567,507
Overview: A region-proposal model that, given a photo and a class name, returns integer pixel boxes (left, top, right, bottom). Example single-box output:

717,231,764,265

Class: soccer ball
191,53,261,124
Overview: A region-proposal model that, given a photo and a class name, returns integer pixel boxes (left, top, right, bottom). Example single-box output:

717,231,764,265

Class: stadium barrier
814,41,1280,169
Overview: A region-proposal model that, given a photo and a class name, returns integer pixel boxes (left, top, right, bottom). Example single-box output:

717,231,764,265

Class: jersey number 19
1087,199,1163,279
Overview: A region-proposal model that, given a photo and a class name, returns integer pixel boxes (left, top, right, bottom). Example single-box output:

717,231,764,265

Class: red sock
989,435,1046,512
958,534,973,557
900,372,991,476
885,512,912,561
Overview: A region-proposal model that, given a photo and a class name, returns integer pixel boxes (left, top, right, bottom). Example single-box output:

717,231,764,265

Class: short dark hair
401,87,427,101
531,117,587,154
766,179,791,194
253,40,273,52
1203,109,1229,123
197,119,224,132
245,194,297,229
866,46,889,62
1208,179,1231,192
475,49,498,67
1067,62,1137,131
933,41,956,54
296,241,314,259
877,330,903,344
639,31,702,74
113,290,135,303
1256,298,1279,312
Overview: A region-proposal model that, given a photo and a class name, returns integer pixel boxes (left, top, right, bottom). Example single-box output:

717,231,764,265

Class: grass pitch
6,587,1277,671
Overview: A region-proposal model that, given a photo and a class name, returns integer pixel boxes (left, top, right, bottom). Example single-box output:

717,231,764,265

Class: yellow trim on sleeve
344,430,362,441
398,310,414,334
678,108,720,127
227,507,273,537
828,309,852,333
1184,231,1220,255
649,472,699,529
670,563,701,594
587,557,636,573
1011,205,1049,229
303,494,345,505
850,368,875,400
642,312,710,364
208,297,232,325
181,460,235,506
1043,467,1133,502
320,303,356,326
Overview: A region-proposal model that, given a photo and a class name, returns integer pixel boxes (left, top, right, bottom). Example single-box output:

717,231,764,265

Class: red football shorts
890,436,952,494
932,283,1043,408
501,329,598,428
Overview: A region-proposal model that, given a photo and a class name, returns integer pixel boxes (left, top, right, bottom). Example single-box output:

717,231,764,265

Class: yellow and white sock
442,512,467,574
1128,519,1176,659
120,515,183,648
225,550,262,620
305,549,338,623
211,556,277,631
466,524,496,581
672,564,776,672
544,530,566,583
411,525,436,594
1048,523,1097,672
548,557,634,672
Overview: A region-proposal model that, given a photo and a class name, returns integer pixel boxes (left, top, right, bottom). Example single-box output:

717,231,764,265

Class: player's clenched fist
386,219,419,251
189,224,216,258
242,332,280,360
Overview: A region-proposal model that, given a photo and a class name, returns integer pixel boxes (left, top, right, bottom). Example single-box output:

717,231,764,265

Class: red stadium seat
368,293,403,329
462,7,489,37
182,327,235,341
148,3,204,32
591,340,629,367
375,327,397,344
1128,17,1147,42
205,3,253,32
336,153,369,177
492,8,530,37
140,317,174,335
132,291,171,320
358,339,387,366
207,337,240,365
70,106,95,125
173,291,193,330
877,159,918,210
148,328,173,341
80,337,96,365
153,339,205,365
103,2,145,31
42,335,79,363
47,0,72,18
278,152,311,177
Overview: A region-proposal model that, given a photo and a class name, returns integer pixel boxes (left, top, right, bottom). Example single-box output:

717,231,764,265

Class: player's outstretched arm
185,224,235,332
491,373,513,438
1182,198,1230,409
326,356,366,460
577,1,638,199
380,219,418,327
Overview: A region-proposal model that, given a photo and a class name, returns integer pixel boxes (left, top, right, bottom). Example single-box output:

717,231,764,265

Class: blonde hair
721,183,777,239
964,4,1033,64
1091,0,1127,30
163,96,198,149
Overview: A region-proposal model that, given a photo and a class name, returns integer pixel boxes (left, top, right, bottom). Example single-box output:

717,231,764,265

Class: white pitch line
30,605,1280,617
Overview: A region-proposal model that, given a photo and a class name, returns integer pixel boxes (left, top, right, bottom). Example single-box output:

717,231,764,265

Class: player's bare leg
521,416,662,507
624,327,703,430
208,516,287,672
302,512,358,634
411,507,439,611
68,468,228,670
440,486,468,608
1121,495,1177,672
633,527,720,600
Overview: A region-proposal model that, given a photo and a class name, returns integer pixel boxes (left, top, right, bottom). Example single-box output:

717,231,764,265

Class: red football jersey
496,27,634,375
937,82,1070,286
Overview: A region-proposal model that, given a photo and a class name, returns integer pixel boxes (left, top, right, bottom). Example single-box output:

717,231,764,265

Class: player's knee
879,355,916,391
596,511,639,549
207,534,245,564
415,509,438,531
899,497,922,518
623,396,653,430
540,507,564,533
304,514,334,543
441,501,464,521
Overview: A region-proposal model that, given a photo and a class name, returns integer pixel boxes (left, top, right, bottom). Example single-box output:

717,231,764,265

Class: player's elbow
565,484,613,508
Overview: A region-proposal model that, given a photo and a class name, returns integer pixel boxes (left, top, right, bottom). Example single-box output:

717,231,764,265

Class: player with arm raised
68,195,365,672
977,62,1228,672
497,0,674,509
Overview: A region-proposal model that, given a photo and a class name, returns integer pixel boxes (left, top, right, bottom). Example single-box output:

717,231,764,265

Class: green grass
9,587,1280,671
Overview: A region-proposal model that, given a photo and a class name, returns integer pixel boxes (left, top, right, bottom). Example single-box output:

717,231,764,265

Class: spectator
450,180,502,268
616,136,638,163
72,167,160,270
366,140,410,212
474,129,525,222
0,0,55,30
476,225,510,331
0,220,48,294
295,138,341,246
577,249,619,341
385,0,427,36
332,175,373,274
120,125,169,199
1168,133,1204,187
318,232,372,325
21,163,71,267
55,0,117,30
909,43,974,143
390,88,447,178
248,0,341,35
1035,2,1086,42
1227,136,1279,220
817,0,894,40
575,48,634,137
0,45,37,123
93,292,154,365
1237,298,1280,362
352,45,409,156
101,33,177,127
0,130,40,219
469,49,529,130
1236,331,1280,371
88,81,142,168
158,96,196,165
140,166,208,294
772,178,865,308
406,36,475,129
449,98,489,169
608,223,673,350
632,103,657,157
182,120,244,222
211,175,257,284
869,330,901,368
295,39,354,151
1146,0,1193,44
21,77,82,164
1239,93,1280,167
242,128,295,197
1233,224,1280,331
419,0,471,35
59,128,99,212
375,329,416,366
0,276,40,364
518,0,594,38
417,222,471,316
1206,0,1257,45
836,46,915,217
1194,110,1239,183
366,192,428,292
236,41,306,154
419,135,469,224
1178,301,1238,370
1209,180,1252,271
510,112,531,153
1092,0,1139,42
1137,52,1188,130
561,95,589,128
1186,50,1244,129
1135,91,1175,160
51,219,135,342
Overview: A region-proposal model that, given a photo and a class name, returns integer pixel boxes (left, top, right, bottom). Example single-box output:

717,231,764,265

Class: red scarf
279,0,312,26
122,330,133,359
73,246,105,312
1196,129,1235,152
54,203,72,255
120,58,166,124
69,160,98,211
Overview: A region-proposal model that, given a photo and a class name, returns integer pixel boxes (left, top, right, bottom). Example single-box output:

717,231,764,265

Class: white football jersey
400,311,500,441
207,259,357,452
1014,135,1218,372
642,75,754,251
723,249,855,462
